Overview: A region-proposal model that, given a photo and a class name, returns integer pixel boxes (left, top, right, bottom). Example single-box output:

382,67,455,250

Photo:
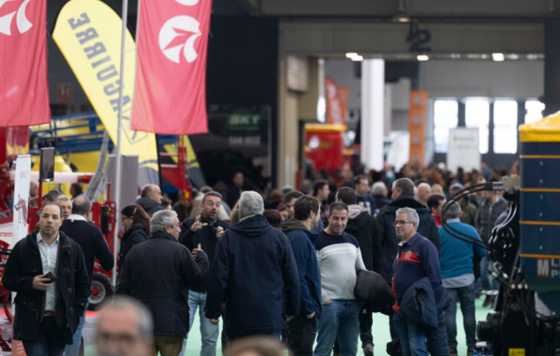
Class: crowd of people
0,161,514,356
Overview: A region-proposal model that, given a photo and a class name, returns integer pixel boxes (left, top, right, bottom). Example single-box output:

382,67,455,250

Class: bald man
416,183,432,207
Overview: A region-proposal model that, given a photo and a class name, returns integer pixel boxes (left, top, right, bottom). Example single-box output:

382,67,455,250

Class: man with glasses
95,296,153,356
118,210,209,356
392,207,446,356
180,191,228,356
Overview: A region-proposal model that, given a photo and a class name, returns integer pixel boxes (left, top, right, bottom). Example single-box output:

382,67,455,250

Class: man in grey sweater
313,202,366,356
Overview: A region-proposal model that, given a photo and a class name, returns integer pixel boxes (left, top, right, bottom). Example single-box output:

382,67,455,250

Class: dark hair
263,209,282,228
353,174,369,186
121,204,150,232
283,190,303,204
294,196,320,221
336,187,357,205
328,201,348,216
313,180,329,196
427,194,446,210
394,178,415,198
202,191,223,203
41,202,62,216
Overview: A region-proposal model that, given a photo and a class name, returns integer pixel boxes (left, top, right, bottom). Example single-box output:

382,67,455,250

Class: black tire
88,273,113,311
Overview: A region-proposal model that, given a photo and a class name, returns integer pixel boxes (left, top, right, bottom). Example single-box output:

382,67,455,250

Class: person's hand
306,312,316,319
323,298,332,305
208,318,219,325
190,216,208,232
286,315,295,322
215,226,225,238
192,243,203,256
32,275,52,291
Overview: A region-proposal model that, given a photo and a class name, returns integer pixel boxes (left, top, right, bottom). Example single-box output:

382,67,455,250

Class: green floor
86,298,492,355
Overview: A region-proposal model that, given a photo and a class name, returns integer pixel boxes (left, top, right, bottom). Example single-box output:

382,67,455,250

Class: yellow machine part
31,155,74,195
519,111,560,143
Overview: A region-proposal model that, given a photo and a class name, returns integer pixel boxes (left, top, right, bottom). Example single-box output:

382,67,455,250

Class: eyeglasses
394,220,412,226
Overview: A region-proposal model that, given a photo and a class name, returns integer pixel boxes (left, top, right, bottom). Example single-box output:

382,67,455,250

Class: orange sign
326,78,349,125
408,90,428,166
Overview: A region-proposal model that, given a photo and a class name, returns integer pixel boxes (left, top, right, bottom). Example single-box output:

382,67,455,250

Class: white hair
238,191,264,219
395,207,420,227
150,210,178,234
371,181,388,197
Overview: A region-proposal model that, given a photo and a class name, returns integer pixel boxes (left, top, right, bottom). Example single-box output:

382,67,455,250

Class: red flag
0,0,50,127
132,0,211,135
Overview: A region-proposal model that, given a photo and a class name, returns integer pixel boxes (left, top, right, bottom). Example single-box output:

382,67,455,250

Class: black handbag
354,269,394,311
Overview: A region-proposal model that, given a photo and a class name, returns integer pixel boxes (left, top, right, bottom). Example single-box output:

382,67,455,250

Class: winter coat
117,231,209,338
400,277,438,329
345,205,382,273
281,220,321,317
118,224,149,271
3,232,89,344
60,215,114,286
206,215,300,340
376,198,440,282
136,197,164,216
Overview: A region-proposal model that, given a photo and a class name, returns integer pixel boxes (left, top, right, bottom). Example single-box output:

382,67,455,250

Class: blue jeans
183,291,219,356
446,284,476,352
64,314,86,356
24,341,65,356
394,313,428,356
315,300,361,356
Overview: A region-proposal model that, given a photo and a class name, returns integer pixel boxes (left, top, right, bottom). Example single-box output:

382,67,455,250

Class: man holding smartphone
3,203,89,356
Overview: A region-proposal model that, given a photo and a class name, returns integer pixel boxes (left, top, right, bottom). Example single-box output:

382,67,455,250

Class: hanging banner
408,90,428,166
52,0,159,185
12,155,31,244
132,0,211,135
0,0,50,127
325,78,349,125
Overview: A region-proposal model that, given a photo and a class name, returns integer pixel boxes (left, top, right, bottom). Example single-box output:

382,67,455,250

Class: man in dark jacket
336,187,382,356
392,207,446,356
281,196,322,356
179,191,228,356
136,184,164,216
3,203,89,356
206,191,300,342
60,194,114,356
117,209,209,356
354,175,376,216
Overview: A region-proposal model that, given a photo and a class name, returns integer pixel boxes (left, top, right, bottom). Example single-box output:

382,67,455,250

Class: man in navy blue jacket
206,191,300,342
281,195,322,356
393,207,447,356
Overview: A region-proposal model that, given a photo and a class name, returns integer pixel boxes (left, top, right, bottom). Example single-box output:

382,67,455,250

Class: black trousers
285,315,317,356
359,306,374,346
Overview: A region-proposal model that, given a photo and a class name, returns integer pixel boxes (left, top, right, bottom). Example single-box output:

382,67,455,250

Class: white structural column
361,59,385,171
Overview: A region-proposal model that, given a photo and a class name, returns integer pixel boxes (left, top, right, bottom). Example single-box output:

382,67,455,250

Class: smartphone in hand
43,272,56,283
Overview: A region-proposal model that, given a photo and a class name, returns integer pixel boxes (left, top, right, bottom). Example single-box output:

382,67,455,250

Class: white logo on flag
158,0,203,64
0,0,33,36
159,15,201,64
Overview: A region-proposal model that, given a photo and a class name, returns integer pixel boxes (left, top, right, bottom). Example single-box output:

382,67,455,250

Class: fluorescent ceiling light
492,53,505,62
345,52,363,61
417,54,429,61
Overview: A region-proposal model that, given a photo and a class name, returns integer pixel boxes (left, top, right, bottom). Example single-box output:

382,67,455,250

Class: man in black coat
179,191,228,355
136,184,164,216
206,191,300,342
59,194,114,356
3,203,89,356
117,209,209,356
336,187,382,356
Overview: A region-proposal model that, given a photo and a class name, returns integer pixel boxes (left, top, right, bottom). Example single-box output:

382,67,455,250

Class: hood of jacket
348,204,365,219
150,230,178,242
229,214,272,238
281,219,308,233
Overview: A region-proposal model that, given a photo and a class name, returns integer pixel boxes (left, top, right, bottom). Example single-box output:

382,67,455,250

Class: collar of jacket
150,230,178,242
29,231,74,255
388,197,428,210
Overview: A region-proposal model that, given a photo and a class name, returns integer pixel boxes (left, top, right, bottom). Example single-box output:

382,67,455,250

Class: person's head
201,191,223,220
431,183,444,196
354,175,370,195
283,191,304,220
335,186,357,205
42,189,62,204
95,296,153,356
150,210,181,239
427,194,446,215
294,196,320,226
56,195,72,220
416,183,431,205
224,336,288,356
394,207,419,241
371,181,388,197
263,209,283,227
121,205,150,232
443,202,462,221
232,171,245,188
449,182,464,198
277,203,291,222
326,202,349,235
70,183,83,198
141,184,162,204
39,203,63,239
313,180,330,201
238,191,264,220
391,178,415,200
72,194,91,217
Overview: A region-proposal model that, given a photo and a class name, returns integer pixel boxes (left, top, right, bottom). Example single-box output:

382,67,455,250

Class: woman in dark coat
118,205,150,270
